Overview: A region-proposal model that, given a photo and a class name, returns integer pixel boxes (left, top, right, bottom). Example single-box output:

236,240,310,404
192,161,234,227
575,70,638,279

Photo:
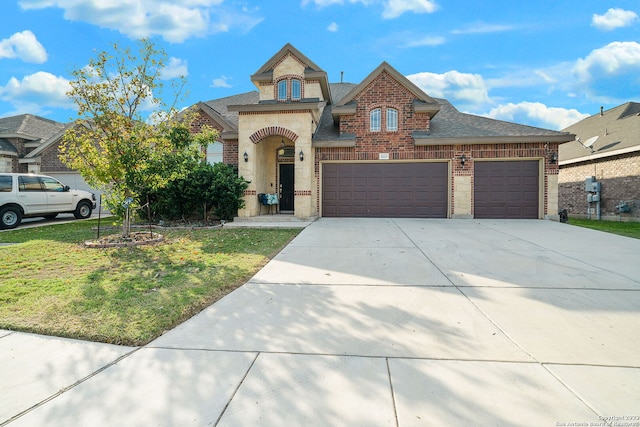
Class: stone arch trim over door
249,126,299,144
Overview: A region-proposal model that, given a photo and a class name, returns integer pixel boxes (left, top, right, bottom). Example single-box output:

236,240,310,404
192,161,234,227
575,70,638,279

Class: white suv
0,173,97,229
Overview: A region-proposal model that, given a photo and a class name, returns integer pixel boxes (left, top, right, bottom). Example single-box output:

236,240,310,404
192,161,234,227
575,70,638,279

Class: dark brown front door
322,162,448,218
279,163,294,211
474,160,539,219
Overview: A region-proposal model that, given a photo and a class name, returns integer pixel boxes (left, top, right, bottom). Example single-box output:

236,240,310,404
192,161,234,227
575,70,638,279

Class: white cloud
592,8,638,31
573,41,640,84
18,0,263,43
161,57,188,80
451,23,516,35
382,0,438,19
301,0,438,19
0,71,74,115
0,30,48,63
211,75,232,88
407,70,490,105
405,36,445,47
327,22,339,32
485,102,590,130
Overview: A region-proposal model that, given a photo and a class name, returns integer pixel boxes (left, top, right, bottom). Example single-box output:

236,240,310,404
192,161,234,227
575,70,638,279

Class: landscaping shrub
145,162,248,222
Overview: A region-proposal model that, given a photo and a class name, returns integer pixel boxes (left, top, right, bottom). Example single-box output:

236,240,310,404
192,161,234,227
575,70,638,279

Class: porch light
299,150,304,161
243,151,248,162
549,152,557,164
460,154,466,167
278,139,285,155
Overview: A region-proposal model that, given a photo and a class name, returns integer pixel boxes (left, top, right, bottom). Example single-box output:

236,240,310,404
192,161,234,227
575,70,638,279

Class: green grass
0,220,300,345
569,217,640,240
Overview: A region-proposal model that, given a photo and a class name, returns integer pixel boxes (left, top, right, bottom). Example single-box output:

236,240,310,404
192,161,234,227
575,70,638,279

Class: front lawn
568,217,640,240
0,221,300,345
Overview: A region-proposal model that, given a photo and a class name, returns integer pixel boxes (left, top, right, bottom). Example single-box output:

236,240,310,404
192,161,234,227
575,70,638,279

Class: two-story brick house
192,43,574,220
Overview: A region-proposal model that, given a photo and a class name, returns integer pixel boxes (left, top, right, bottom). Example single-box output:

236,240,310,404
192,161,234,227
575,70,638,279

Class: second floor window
370,108,381,132
291,79,301,100
387,108,398,131
277,80,287,101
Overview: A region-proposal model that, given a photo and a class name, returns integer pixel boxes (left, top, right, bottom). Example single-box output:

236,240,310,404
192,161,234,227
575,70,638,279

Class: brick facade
559,152,640,220
313,71,559,218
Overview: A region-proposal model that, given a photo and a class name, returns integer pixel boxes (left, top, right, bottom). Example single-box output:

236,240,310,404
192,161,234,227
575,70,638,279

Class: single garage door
322,162,448,218
474,160,539,219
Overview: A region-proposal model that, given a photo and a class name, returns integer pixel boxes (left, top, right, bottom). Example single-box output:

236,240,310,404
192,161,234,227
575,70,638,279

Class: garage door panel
323,162,448,218
474,161,539,219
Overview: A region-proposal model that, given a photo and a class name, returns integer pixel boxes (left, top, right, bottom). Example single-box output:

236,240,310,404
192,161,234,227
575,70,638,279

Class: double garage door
322,160,539,219
322,162,448,218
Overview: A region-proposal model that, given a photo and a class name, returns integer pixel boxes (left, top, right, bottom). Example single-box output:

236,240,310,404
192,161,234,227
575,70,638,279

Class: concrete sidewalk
2,219,639,426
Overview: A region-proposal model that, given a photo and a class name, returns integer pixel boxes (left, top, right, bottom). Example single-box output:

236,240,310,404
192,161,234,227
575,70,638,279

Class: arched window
370,108,381,132
291,79,301,100
206,141,223,165
277,80,287,101
387,108,398,131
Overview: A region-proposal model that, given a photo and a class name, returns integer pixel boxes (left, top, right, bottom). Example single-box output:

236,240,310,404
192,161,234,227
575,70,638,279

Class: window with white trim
291,79,301,100
387,108,398,131
206,141,223,165
277,80,287,101
370,108,381,132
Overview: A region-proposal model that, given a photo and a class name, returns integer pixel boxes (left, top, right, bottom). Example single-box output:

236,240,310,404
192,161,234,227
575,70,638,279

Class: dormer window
276,77,303,101
277,80,287,101
291,79,301,100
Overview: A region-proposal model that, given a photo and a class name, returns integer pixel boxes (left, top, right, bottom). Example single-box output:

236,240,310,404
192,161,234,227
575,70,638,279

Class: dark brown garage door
322,162,448,218
474,160,539,219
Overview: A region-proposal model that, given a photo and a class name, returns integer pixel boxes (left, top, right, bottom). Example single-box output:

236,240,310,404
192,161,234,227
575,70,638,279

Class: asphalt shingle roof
0,114,66,140
201,83,572,144
560,102,640,163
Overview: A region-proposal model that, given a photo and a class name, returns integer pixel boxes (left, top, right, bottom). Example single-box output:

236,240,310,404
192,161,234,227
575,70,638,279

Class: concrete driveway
2,218,639,426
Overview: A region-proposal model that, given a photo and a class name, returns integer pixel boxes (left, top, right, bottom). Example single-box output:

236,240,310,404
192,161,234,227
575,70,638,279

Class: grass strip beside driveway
569,218,640,240
0,221,300,345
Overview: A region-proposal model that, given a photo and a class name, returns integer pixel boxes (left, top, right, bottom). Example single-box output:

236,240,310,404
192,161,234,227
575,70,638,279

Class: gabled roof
560,102,640,165
195,101,239,138
0,114,66,141
22,122,76,159
250,43,332,104
333,62,441,118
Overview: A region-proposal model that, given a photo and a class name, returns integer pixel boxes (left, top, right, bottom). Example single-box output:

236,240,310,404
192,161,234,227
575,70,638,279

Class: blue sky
0,0,638,130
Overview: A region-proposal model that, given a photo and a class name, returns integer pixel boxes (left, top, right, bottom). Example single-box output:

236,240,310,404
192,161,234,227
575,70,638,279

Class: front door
279,163,294,211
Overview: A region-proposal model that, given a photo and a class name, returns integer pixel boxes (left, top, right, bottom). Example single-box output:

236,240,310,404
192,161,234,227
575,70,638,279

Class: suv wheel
74,200,93,219
0,206,22,229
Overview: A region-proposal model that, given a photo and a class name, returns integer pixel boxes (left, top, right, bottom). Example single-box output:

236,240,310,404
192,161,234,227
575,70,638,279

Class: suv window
18,176,43,191
41,176,66,192
0,176,11,192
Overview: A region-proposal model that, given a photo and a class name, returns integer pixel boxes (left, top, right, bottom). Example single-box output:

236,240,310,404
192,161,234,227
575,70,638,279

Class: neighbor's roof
560,102,640,165
0,114,66,141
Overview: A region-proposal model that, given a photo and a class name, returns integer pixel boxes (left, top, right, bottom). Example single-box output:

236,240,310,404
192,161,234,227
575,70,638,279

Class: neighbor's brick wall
40,143,74,172
559,152,640,219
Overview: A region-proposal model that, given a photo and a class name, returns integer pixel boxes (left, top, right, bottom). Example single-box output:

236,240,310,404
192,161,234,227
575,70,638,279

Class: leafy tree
59,39,216,235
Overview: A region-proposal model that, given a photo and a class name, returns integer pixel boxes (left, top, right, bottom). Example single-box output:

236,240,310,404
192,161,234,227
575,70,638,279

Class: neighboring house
559,103,640,221
0,114,101,203
191,43,574,220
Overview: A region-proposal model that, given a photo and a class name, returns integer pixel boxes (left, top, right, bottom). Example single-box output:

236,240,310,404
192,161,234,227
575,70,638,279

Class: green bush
145,162,248,222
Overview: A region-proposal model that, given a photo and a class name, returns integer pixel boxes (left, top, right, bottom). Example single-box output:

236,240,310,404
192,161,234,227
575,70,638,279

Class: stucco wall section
237,110,316,218
453,175,472,218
